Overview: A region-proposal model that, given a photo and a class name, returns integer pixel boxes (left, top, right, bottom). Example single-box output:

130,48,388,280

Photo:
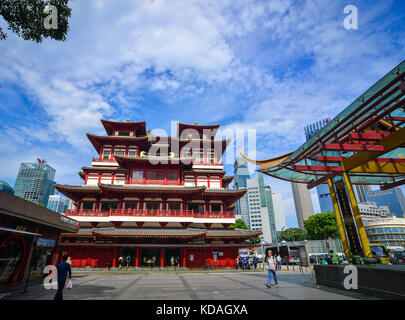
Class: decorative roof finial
194,121,198,125
126,118,130,123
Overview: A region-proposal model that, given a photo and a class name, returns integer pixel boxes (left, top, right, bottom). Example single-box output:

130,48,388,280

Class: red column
135,247,140,267
182,248,186,267
112,247,117,267
160,248,165,267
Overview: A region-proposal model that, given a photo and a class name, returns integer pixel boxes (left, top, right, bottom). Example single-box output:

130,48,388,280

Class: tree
280,228,307,242
0,0,71,42
228,219,248,230
228,219,260,244
304,212,340,240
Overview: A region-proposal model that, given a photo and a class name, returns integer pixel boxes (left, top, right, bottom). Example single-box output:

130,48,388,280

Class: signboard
212,252,218,261
335,179,363,256
189,255,194,261
36,237,56,248
298,246,310,267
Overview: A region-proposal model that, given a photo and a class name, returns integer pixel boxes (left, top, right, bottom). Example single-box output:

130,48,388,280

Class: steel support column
327,178,351,258
342,171,372,258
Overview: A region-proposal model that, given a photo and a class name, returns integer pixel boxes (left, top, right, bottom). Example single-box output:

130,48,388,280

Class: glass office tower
14,160,56,207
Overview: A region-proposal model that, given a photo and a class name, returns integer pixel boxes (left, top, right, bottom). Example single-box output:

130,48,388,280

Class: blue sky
1,0,405,227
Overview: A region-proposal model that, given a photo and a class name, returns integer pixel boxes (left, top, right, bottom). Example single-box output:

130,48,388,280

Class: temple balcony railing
65,209,235,219
92,156,117,163
125,179,184,186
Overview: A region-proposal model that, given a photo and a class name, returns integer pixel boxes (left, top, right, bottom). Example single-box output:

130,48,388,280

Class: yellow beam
342,126,405,171
327,179,351,258
350,161,405,174
342,172,372,258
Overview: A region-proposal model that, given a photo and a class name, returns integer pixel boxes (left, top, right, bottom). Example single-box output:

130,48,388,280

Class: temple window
168,203,181,210
146,203,160,210
145,170,164,182
187,204,205,212
82,202,94,210
114,148,126,156
102,150,111,159
132,170,144,183
211,205,221,212
101,202,118,210
118,131,130,136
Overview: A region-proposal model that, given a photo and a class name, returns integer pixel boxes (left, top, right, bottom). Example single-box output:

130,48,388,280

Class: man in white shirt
265,251,279,288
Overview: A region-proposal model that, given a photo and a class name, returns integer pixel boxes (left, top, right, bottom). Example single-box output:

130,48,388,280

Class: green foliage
0,0,71,42
304,211,340,240
229,219,260,244
228,219,249,230
280,228,307,242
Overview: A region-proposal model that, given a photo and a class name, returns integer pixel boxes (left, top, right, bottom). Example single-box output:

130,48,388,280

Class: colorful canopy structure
242,60,405,259
242,60,405,191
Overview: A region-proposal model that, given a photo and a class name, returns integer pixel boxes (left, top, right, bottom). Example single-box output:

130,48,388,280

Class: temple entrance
120,248,136,267
140,248,160,267
165,248,181,267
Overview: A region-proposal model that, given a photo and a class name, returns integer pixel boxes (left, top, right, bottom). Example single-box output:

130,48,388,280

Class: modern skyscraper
304,119,334,213
291,182,314,229
271,192,286,232
355,185,372,203
14,159,56,207
0,180,14,195
365,188,405,218
47,195,68,214
245,175,277,243
234,157,251,226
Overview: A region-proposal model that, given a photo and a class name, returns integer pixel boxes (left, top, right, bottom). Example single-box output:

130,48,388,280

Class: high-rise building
355,185,372,203
304,119,334,213
245,175,277,243
47,195,69,214
365,188,405,218
0,181,14,195
291,182,314,229
233,157,251,226
14,159,56,207
272,192,286,232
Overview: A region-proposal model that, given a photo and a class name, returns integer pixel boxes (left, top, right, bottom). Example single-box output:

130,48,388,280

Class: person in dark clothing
54,255,72,300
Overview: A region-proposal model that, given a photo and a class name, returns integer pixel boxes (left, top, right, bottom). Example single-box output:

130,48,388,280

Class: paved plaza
1,270,377,300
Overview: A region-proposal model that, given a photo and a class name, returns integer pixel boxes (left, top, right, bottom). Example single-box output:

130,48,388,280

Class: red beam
293,165,343,172
322,143,384,152
350,132,390,141
316,156,345,162
380,179,405,190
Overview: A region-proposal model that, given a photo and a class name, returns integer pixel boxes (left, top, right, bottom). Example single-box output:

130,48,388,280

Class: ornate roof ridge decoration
100,119,147,136
222,176,234,188
78,171,86,180
62,227,261,240
91,227,208,239
86,133,149,153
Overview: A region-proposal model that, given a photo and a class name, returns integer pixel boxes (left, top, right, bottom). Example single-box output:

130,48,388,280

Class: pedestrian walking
118,256,123,270
265,251,279,288
276,255,282,270
54,255,72,300
126,255,131,267
152,255,156,267
170,256,175,268
253,257,258,270
242,256,247,270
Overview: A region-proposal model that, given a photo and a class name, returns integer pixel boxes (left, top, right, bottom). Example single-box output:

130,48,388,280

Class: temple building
55,120,260,269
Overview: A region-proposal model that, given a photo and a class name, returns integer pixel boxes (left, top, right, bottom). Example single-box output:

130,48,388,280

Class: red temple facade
56,120,260,269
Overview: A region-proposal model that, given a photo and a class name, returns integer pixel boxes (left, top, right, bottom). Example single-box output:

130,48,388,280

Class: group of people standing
236,256,259,270
117,255,133,269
